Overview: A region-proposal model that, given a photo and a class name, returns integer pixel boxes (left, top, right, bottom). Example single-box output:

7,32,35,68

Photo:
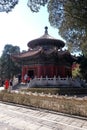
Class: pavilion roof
11,47,42,60
27,26,65,49
12,47,76,63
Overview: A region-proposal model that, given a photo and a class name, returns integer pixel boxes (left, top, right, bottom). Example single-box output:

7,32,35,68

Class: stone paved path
0,102,87,130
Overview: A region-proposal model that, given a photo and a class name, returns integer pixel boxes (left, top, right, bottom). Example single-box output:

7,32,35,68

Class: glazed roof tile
12,48,76,61
27,27,65,49
12,47,42,59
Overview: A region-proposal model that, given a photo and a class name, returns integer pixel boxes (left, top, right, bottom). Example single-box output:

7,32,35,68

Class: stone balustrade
28,76,81,87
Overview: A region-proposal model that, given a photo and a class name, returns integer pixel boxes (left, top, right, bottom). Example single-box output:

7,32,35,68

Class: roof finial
45,26,48,34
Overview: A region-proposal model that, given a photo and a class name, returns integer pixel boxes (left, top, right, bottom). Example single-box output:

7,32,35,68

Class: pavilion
12,27,77,87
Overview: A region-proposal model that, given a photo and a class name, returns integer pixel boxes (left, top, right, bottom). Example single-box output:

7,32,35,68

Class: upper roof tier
27,26,65,49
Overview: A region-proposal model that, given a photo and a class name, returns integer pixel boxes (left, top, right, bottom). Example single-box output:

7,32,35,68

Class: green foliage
0,0,18,13
72,64,80,78
0,44,21,80
48,0,87,53
0,0,47,13
27,0,48,12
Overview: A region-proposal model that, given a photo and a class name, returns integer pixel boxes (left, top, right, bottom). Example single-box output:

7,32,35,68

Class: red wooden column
49,65,54,78
22,66,28,82
37,66,40,78
22,66,25,82
61,66,65,77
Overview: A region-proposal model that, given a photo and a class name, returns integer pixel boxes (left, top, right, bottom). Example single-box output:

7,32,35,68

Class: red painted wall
22,65,72,82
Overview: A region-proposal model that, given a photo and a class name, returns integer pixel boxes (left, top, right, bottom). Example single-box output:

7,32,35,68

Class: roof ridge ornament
45,26,48,34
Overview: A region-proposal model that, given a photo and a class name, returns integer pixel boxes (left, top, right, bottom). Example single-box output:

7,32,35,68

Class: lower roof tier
11,47,76,65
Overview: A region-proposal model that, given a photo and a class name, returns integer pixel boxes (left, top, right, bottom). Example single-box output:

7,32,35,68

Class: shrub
0,90,87,117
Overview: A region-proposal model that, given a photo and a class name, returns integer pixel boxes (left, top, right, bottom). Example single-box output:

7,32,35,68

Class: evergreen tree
0,44,21,80
0,0,18,12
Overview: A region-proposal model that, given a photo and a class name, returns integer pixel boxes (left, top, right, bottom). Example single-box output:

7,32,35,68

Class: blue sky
0,0,64,56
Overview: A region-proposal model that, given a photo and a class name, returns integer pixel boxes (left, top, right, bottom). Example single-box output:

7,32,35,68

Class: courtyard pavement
0,102,87,130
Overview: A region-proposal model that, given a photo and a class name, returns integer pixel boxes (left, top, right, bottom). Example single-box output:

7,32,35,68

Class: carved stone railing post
46,76,48,85
58,76,60,81
53,75,56,85
40,76,43,85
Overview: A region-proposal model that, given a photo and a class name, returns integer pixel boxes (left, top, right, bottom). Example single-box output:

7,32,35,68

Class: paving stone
0,102,87,130
38,126,53,130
